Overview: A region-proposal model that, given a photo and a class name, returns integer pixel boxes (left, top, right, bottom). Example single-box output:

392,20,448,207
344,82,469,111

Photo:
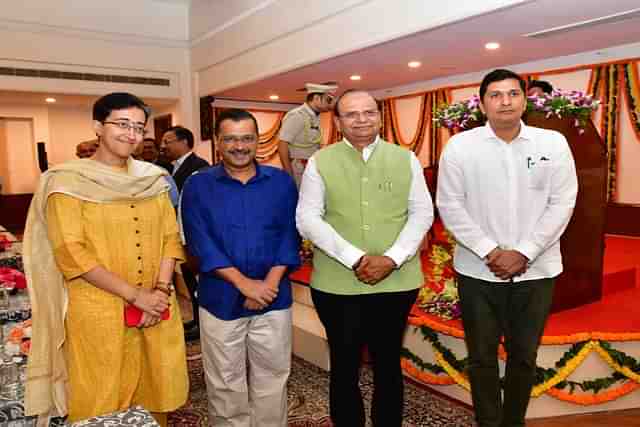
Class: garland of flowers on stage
588,63,620,200
401,323,640,405
622,61,640,142
415,222,461,320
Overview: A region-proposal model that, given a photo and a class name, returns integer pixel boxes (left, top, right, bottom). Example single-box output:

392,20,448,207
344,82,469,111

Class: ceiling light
350,75,361,81
45,97,56,103
269,95,279,100
485,42,500,50
408,61,421,68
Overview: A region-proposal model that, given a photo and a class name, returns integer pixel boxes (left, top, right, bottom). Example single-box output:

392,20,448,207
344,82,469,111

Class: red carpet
290,235,640,339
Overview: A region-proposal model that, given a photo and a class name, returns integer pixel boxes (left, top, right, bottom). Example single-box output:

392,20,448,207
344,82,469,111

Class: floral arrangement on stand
433,90,600,134
415,221,461,320
432,95,483,131
528,90,600,134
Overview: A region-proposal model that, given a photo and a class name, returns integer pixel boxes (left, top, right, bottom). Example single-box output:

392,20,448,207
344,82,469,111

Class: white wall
189,0,270,41
1,1,188,42
0,11,192,135
0,104,51,159
0,118,39,194
194,0,529,96
46,106,96,166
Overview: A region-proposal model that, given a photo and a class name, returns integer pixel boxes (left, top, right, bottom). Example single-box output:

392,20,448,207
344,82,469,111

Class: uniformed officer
278,83,337,187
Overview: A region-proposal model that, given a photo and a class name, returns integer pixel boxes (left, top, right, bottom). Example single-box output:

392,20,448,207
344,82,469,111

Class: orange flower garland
401,358,456,385
546,381,640,405
402,322,640,405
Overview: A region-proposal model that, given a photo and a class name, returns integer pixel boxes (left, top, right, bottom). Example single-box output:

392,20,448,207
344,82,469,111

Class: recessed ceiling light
45,97,56,103
269,95,279,100
350,75,361,81
485,42,500,50
408,61,421,68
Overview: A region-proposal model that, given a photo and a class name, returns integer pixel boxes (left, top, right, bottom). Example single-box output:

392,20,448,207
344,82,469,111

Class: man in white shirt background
297,90,433,427
437,69,578,427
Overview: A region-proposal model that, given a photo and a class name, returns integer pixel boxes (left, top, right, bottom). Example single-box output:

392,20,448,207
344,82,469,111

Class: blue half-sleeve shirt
180,163,301,320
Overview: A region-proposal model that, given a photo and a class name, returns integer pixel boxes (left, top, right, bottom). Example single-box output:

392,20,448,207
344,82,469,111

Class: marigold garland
593,342,640,383
402,324,640,405
591,331,640,342
409,311,640,344
531,341,595,397
400,357,456,385
433,348,470,391
407,314,465,338
546,381,640,405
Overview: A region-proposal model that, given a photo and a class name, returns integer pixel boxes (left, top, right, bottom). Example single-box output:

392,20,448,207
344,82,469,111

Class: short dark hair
165,126,195,149
214,109,259,137
306,93,322,103
529,80,553,94
479,69,526,100
92,92,150,123
333,89,377,117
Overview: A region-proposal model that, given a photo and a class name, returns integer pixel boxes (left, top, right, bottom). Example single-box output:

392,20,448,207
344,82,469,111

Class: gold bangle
154,281,174,296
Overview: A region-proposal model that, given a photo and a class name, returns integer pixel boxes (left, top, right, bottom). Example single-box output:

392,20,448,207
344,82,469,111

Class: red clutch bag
125,305,169,327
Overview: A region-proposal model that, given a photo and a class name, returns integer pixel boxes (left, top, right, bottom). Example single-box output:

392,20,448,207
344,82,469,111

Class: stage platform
289,234,640,418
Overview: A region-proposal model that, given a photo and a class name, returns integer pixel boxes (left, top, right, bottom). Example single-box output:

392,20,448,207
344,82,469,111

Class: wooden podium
524,112,608,312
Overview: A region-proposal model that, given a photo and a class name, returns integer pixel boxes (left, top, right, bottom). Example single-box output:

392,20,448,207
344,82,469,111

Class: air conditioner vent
523,8,640,39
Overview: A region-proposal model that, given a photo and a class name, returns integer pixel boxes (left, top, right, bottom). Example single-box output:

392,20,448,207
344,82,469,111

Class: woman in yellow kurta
23,93,188,426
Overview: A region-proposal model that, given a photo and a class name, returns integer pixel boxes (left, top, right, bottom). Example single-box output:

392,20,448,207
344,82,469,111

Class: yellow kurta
45,191,188,422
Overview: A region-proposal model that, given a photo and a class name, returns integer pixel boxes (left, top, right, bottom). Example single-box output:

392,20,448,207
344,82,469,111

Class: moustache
228,149,251,155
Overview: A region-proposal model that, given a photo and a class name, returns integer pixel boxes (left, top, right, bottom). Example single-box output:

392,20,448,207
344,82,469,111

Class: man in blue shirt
180,108,300,427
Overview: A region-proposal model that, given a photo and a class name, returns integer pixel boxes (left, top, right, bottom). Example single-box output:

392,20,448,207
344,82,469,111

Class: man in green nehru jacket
296,89,434,427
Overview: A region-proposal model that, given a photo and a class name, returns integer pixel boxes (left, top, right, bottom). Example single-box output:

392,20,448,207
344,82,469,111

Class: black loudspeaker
37,142,48,172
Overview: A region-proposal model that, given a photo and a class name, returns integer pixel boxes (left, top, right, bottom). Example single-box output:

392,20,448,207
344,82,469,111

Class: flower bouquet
527,90,600,134
432,95,484,132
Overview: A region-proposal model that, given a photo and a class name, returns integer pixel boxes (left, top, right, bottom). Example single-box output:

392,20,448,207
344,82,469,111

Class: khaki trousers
199,307,292,427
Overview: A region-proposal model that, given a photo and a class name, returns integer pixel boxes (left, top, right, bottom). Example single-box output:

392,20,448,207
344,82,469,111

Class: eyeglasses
103,120,146,135
220,135,258,145
339,110,380,122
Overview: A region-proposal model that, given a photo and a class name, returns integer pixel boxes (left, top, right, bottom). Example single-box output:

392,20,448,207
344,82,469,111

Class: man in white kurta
437,69,578,427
